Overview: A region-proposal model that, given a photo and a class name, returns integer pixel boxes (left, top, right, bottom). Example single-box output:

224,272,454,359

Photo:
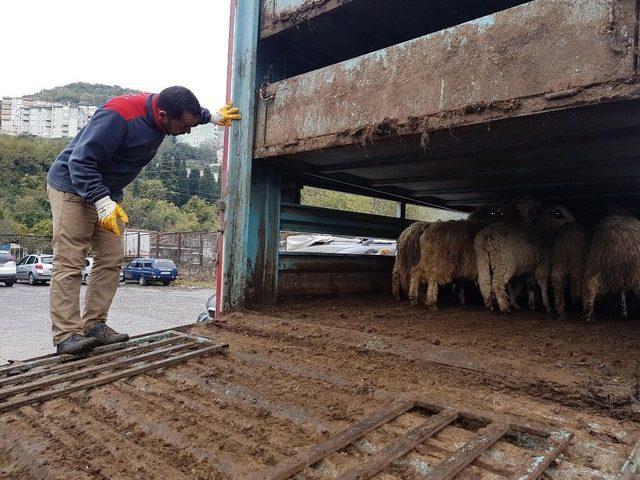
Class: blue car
123,258,178,286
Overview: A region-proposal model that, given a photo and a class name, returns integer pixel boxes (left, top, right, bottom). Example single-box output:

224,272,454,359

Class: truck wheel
139,276,149,286
162,280,170,286
28,273,36,286
4,280,14,287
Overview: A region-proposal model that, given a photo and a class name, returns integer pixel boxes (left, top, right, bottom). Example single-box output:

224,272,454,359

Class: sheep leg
620,291,628,321
476,263,493,310
507,281,522,311
392,267,401,301
528,289,536,311
457,283,466,306
426,279,439,311
408,266,423,307
491,269,512,314
583,275,600,323
538,277,551,314
569,269,583,307
551,272,566,319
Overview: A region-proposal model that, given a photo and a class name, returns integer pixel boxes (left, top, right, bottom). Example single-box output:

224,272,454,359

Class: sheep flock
393,197,640,322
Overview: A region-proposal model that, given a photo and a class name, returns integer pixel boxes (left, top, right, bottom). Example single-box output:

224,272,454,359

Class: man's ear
158,110,168,122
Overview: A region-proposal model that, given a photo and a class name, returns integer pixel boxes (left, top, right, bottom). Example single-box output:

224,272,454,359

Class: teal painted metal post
246,162,281,303
222,0,280,310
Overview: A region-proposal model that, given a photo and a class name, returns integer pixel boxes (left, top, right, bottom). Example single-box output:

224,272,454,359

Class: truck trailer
1,1,640,478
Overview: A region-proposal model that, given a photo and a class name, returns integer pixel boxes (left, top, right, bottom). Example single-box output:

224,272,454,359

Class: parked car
82,258,93,284
285,235,397,255
0,251,16,287
16,254,54,285
123,258,178,286
83,258,126,285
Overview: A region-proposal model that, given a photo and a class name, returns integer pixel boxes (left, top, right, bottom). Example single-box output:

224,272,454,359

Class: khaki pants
48,186,124,345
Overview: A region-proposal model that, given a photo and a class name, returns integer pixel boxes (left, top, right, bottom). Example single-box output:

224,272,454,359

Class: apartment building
0,97,97,138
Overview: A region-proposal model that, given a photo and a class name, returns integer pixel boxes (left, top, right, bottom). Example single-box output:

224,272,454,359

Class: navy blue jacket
47,93,211,203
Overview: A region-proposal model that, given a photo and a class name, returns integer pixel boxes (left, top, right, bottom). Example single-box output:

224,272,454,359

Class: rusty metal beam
317,123,640,176
337,409,459,480
516,431,572,480
0,341,228,414
426,423,510,480
255,0,638,158
258,402,414,480
620,437,640,480
0,336,182,388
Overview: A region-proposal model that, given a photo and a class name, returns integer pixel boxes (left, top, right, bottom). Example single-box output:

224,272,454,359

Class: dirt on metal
261,0,349,38
1,295,638,479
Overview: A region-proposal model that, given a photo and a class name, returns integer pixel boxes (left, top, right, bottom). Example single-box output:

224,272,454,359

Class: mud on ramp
0,295,638,479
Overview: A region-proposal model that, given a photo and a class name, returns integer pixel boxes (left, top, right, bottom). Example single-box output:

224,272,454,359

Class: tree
175,159,189,207
137,179,169,201
181,197,218,231
188,169,201,198
199,167,219,202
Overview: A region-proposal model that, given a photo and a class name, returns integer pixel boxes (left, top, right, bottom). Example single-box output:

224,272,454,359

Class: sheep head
535,205,575,230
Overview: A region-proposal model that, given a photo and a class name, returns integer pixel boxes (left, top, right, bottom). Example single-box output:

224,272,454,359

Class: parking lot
0,282,213,362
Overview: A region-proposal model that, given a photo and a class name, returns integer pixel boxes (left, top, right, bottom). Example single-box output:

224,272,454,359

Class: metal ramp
259,400,572,480
0,330,227,414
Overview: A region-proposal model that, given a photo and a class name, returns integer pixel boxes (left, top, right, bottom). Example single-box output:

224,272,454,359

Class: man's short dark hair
158,86,201,119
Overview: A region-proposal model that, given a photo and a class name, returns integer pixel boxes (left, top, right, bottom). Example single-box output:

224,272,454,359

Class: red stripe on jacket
104,93,149,120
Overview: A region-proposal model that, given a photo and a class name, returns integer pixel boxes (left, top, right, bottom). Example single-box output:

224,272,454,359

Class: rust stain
255,0,639,157
261,0,352,38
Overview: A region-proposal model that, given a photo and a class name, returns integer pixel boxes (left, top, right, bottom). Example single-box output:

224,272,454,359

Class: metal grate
259,400,572,480
0,330,227,414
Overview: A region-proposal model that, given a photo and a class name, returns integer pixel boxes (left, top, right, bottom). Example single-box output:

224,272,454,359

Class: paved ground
0,282,213,361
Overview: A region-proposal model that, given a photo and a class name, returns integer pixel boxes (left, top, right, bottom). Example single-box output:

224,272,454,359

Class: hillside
26,82,141,106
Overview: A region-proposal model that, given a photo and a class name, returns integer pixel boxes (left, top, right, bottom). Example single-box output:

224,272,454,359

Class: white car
15,254,53,285
82,257,125,284
82,258,93,284
285,235,396,255
0,251,16,287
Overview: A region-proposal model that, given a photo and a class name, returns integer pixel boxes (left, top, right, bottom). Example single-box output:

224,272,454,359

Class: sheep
550,222,589,318
406,204,511,309
392,221,431,300
409,219,485,309
391,204,506,301
474,205,575,314
582,207,640,323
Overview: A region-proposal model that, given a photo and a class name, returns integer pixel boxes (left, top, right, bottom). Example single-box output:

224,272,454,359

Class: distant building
0,97,97,138
177,123,221,148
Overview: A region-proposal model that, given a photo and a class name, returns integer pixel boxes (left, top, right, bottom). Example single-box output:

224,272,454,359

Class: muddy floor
0,294,638,479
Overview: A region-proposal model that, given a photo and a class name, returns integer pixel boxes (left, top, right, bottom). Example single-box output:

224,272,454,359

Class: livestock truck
1,1,639,478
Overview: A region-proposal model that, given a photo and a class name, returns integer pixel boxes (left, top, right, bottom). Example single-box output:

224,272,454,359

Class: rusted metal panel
255,0,639,158
260,0,351,38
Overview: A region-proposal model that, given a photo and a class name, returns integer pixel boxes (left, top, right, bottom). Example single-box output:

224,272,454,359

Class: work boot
85,322,129,346
56,334,100,355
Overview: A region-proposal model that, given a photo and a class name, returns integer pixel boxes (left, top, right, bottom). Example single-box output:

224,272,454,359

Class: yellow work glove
212,102,241,127
95,197,129,237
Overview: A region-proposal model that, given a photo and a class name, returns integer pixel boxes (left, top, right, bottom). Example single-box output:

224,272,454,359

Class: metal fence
123,231,218,280
0,232,218,280
0,235,52,259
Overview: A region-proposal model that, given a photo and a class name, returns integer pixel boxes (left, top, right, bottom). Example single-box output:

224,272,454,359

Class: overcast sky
0,0,230,110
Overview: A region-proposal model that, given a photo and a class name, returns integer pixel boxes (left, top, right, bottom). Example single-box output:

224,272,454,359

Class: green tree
175,159,189,206
188,170,201,198
198,166,219,202
137,179,169,201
